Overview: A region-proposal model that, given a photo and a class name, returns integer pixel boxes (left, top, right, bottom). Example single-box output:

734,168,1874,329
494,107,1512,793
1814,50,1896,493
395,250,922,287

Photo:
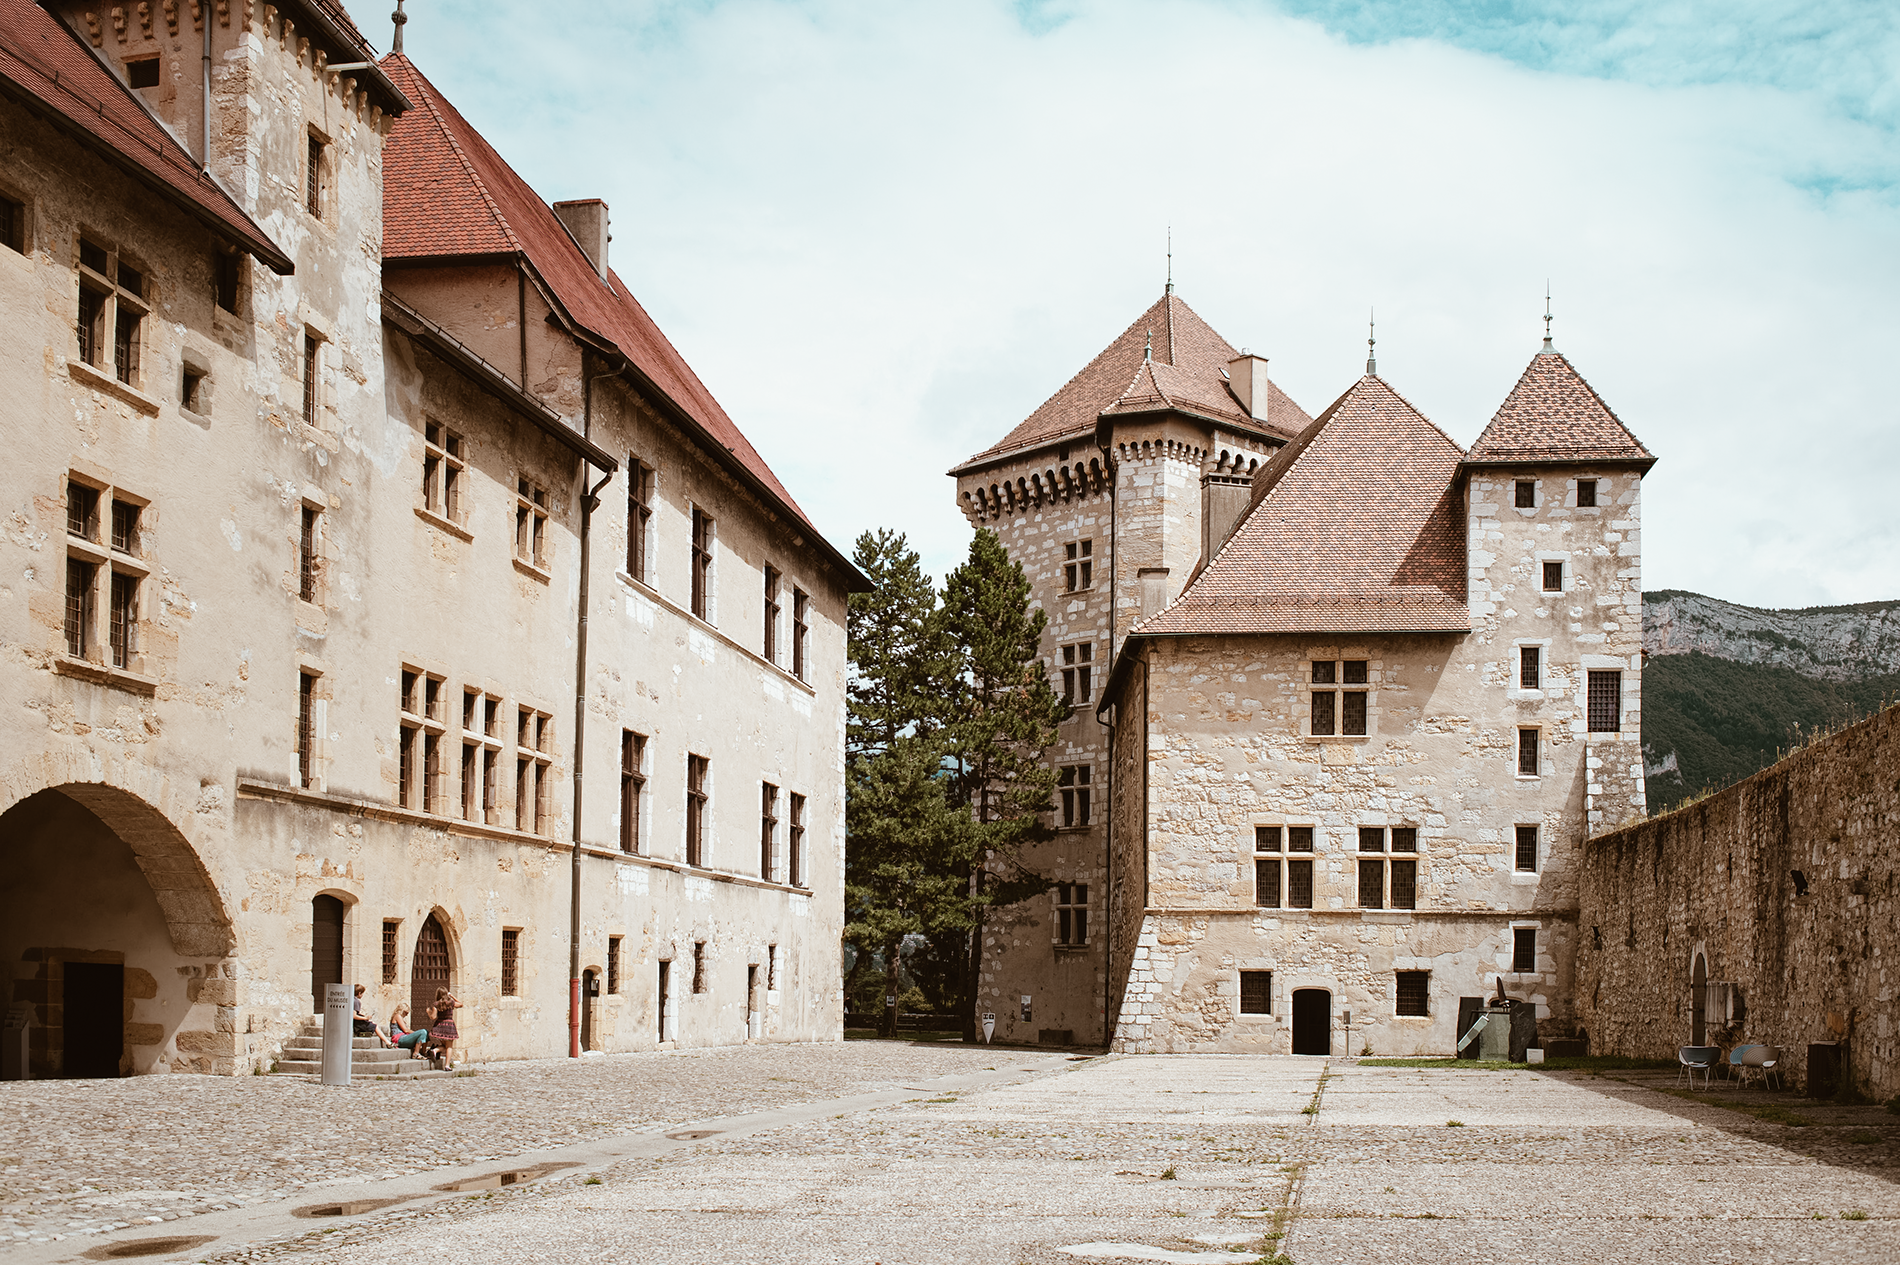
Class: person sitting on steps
388,1003,431,1058
352,985,393,1047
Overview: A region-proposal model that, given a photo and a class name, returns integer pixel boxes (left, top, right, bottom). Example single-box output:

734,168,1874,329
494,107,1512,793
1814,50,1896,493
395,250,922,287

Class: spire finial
1144,328,1153,363
1365,307,1377,376
392,0,407,53
1542,281,1554,351
1165,226,1173,296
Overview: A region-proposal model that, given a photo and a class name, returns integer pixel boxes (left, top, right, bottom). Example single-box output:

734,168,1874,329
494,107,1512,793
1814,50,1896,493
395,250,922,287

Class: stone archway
0,769,237,1076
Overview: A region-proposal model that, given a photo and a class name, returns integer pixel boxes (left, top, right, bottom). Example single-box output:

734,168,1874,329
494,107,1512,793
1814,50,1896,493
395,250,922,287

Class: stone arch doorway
1691,952,1709,1046
0,782,235,1076
411,913,452,1031
1291,988,1332,1056
311,896,345,1015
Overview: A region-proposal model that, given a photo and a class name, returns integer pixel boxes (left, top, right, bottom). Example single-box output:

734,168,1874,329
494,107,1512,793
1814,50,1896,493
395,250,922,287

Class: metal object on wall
319,983,351,1086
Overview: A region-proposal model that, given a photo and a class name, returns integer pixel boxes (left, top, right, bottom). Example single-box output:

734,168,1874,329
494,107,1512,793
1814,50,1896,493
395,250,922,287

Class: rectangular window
63,558,94,658
1343,660,1368,685
1255,825,1283,853
1541,560,1563,592
792,589,810,681
516,479,549,568
1514,480,1535,509
1286,858,1314,909
1254,856,1281,908
306,134,324,217
1396,970,1429,1017
1391,827,1416,852
607,936,622,994
460,739,480,819
0,194,21,253
1358,857,1384,909
127,55,161,88
1064,539,1093,591
1358,827,1384,852
1391,857,1417,910
627,459,653,582
1519,645,1540,690
422,732,443,814
181,364,206,412
1058,764,1092,828
1239,970,1273,1015
690,508,713,619
298,671,317,789
767,944,778,991
1577,479,1597,508
515,757,530,831
1515,824,1539,873
423,422,465,522
1341,691,1368,735
501,928,520,996
763,565,781,663
68,482,100,540
1054,882,1089,945
215,250,240,313
114,306,140,385
788,792,806,888
400,727,418,811
1060,642,1094,707
1518,728,1539,776
1512,927,1537,973
692,941,707,993
1587,670,1622,733
302,334,319,424
686,754,709,867
382,920,399,985
760,782,779,881
299,505,319,602
482,747,499,824
77,240,144,383
1288,826,1314,852
1311,689,1336,737
77,282,106,368
108,571,137,668
620,731,646,854
516,706,551,835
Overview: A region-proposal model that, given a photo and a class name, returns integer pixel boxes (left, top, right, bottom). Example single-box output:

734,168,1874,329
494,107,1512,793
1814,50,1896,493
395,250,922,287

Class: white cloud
364,0,1899,607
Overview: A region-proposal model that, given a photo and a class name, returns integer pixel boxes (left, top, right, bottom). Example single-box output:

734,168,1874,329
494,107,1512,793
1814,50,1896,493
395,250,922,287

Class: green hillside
1641,652,1900,813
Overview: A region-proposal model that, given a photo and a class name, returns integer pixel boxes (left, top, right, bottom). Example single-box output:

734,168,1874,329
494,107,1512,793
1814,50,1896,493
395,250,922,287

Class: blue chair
1677,1045,1720,1090
1726,1044,1759,1082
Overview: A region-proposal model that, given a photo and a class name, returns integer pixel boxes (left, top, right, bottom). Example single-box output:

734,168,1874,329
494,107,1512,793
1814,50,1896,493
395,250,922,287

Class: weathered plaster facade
1,2,851,1076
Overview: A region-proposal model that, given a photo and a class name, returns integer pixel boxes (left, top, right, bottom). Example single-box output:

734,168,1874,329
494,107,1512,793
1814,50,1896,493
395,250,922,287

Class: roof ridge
386,55,522,256
1366,374,1466,456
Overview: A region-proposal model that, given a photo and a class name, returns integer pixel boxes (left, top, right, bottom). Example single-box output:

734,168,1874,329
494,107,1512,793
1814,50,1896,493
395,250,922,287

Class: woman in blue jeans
387,1004,431,1056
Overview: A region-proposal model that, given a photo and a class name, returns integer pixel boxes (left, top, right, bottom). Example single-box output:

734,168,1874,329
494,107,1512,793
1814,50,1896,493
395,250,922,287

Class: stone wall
1578,704,1900,1099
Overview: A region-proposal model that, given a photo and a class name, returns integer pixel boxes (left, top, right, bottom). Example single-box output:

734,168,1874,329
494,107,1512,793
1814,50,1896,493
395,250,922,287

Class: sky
360,0,1899,609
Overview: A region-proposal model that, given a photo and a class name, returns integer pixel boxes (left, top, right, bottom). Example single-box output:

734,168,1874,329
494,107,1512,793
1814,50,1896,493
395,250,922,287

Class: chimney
1227,353,1270,422
552,199,610,279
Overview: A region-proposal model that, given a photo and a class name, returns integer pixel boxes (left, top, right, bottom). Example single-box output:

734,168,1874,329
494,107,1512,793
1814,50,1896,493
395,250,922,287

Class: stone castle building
1,0,857,1077
953,288,1654,1055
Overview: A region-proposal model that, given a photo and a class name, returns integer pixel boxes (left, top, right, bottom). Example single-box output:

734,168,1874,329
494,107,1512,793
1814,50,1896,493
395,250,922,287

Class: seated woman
387,1003,432,1057
352,985,392,1047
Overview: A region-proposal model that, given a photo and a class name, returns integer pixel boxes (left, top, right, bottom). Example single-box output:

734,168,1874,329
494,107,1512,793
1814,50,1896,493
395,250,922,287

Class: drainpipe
1094,424,1119,1047
568,354,620,1057
200,11,212,170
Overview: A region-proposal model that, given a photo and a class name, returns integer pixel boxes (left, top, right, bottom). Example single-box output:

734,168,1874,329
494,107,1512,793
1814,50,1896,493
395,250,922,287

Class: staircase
273,1018,450,1079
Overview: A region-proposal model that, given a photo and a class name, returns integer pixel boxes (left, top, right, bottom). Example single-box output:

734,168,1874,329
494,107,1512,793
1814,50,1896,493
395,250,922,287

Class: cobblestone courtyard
3,1046,1896,1264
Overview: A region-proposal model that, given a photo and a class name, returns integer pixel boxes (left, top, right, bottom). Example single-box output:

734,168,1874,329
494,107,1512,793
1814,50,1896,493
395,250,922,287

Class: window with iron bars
1311,660,1369,736
1239,970,1273,1015
1515,824,1539,873
299,504,320,603
1519,644,1540,690
1286,826,1315,908
1518,728,1540,776
1054,883,1089,945
382,920,399,985
1512,927,1537,973
298,671,317,789
1587,670,1622,733
607,936,622,994
302,333,320,424
1254,825,1282,908
501,928,520,996
1396,970,1429,1017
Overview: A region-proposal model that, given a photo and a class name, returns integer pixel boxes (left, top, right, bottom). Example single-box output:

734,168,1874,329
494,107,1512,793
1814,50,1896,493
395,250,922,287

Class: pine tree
939,528,1066,1041
846,529,951,764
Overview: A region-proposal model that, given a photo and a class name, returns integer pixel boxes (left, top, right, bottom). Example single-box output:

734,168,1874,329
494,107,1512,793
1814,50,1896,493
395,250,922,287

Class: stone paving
5,1050,1898,1263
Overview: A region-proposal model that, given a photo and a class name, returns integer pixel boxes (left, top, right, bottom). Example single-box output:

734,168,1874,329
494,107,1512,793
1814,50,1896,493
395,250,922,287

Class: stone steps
272,1017,452,1078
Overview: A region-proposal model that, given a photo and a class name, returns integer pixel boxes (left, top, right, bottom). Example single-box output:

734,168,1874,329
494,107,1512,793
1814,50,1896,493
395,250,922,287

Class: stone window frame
791,587,810,682
1395,969,1430,1017
1509,637,1552,701
59,473,153,686
74,233,151,391
760,780,780,882
1253,824,1282,908
1052,882,1090,948
125,52,161,89
1285,825,1317,909
1516,727,1541,779
421,419,467,528
297,667,321,790
607,935,623,995
1059,639,1095,707
1355,826,1420,910
1579,654,1634,735
1238,969,1273,1016
763,564,782,665
1573,477,1601,509
625,457,655,584
1586,669,1625,735
685,753,710,867
620,730,648,855
1535,551,1571,596
305,127,330,220
1512,478,1539,513
788,791,807,888
500,927,521,996
1513,823,1541,874
1509,923,1540,974
516,705,554,836
515,477,551,575
1064,538,1094,592
1307,658,1372,741
1056,763,1092,829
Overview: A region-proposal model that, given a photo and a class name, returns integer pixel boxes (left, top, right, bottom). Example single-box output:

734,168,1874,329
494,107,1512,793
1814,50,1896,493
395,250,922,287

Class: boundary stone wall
1577,703,1899,1100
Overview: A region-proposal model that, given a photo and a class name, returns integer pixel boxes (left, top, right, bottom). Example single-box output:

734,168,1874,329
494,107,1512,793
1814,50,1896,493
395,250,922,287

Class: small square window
1311,660,1336,684
1239,970,1273,1015
127,56,160,89
1512,927,1537,973
1396,970,1429,1017
1390,827,1416,852
1515,825,1539,872
1541,561,1563,592
1514,480,1535,509
1342,660,1368,685
1287,826,1314,852
1577,479,1597,508
1358,827,1384,852
1254,825,1282,853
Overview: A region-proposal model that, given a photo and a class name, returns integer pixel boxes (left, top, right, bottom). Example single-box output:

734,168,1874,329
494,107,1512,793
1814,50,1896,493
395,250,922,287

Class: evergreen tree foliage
846,528,951,763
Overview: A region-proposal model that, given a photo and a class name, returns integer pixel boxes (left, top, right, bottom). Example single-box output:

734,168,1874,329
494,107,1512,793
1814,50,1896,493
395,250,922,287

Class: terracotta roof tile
1466,350,1655,466
380,55,827,545
1138,375,1469,635
0,0,291,272
959,292,1310,466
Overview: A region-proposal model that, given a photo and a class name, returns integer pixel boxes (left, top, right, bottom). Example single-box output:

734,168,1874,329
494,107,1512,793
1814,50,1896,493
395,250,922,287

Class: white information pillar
320,983,352,1086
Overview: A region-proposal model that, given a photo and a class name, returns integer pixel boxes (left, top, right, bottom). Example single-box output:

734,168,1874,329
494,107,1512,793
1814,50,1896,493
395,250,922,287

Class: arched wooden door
411,914,451,1027
1691,952,1708,1045
311,895,344,1014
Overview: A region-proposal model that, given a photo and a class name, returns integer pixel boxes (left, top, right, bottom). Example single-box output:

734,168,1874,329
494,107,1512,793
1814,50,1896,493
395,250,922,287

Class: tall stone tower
948,291,1310,1045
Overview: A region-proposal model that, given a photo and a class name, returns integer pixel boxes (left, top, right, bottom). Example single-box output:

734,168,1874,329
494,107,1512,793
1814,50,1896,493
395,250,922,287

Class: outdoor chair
1734,1044,1782,1091
1725,1044,1759,1082
1677,1045,1720,1090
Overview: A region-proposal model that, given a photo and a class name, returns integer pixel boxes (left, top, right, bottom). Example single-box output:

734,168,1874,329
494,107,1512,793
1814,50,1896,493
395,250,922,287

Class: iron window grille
306,134,324,217
1064,539,1093,591
1519,645,1540,690
381,920,399,985
607,936,622,995
1396,970,1429,1017
1515,825,1539,873
1311,661,1369,736
299,505,319,602
501,928,520,996
1391,827,1418,910
1058,765,1092,828
1239,970,1273,1015
1512,927,1537,973
1254,825,1282,908
1054,883,1089,945
1518,728,1539,776
298,671,317,788
1587,670,1622,733
1541,561,1563,592
302,333,319,423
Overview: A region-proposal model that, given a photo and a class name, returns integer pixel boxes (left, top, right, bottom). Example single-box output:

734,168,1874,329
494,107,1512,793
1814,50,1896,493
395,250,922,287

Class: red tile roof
1137,375,1469,635
379,54,831,552
956,292,1310,469
1466,350,1656,468
0,0,292,272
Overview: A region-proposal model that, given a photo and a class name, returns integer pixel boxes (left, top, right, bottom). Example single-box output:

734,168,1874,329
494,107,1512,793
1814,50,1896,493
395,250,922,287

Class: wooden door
311,895,344,1015
411,913,450,1026
1291,988,1331,1056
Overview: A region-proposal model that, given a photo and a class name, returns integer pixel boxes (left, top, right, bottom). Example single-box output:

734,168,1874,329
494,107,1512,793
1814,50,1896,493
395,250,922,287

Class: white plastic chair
1677,1045,1719,1090
1736,1044,1782,1091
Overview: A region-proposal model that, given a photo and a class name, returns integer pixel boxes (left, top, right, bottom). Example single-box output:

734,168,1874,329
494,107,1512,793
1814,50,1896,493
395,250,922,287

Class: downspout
200,11,212,170
518,263,529,388
1095,424,1119,1047
568,353,620,1057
